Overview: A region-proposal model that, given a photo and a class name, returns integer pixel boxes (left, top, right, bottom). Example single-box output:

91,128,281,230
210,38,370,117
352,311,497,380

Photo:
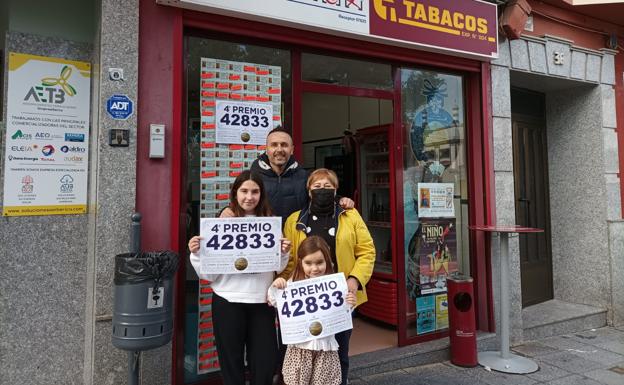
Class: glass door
183,35,292,384
398,68,470,342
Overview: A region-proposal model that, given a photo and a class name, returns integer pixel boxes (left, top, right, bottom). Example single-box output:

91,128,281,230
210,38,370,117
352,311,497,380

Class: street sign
106,94,134,120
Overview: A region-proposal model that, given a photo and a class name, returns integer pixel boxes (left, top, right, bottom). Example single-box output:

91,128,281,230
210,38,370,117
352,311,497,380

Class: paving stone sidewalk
350,326,624,385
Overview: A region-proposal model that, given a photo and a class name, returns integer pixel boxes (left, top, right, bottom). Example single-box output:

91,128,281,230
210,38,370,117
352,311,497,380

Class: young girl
269,236,356,385
188,170,291,385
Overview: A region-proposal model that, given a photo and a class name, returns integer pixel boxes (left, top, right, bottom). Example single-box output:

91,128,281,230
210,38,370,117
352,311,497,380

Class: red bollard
447,274,478,367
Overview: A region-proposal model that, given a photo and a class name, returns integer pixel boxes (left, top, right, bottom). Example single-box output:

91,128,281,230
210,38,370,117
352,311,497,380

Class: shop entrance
177,28,481,384
299,57,397,353
511,88,554,307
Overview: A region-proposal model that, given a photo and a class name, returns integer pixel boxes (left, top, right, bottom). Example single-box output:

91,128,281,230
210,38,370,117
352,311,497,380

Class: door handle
518,198,530,203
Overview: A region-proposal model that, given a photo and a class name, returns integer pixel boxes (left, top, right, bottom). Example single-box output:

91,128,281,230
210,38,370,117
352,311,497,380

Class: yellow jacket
280,207,376,307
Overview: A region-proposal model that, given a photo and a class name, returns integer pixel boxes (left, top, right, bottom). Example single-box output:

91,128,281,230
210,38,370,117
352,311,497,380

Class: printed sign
417,182,454,218
159,0,498,59
215,101,273,145
416,295,436,335
435,293,448,330
106,94,134,120
2,52,91,216
417,218,457,295
275,273,353,345
199,216,282,274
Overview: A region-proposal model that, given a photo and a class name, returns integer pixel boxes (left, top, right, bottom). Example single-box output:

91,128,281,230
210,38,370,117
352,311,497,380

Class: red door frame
138,4,494,384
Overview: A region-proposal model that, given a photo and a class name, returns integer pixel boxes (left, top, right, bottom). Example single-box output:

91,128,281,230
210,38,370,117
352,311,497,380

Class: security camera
108,68,124,81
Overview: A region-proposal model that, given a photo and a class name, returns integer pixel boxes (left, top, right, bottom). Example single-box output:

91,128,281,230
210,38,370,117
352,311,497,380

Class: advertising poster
435,293,449,330
2,53,91,216
417,182,454,218
199,217,282,274
417,218,457,295
416,295,435,335
274,273,353,345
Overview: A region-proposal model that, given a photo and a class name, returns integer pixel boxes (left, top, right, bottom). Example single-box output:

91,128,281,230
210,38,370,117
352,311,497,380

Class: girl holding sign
270,236,356,385
188,170,292,385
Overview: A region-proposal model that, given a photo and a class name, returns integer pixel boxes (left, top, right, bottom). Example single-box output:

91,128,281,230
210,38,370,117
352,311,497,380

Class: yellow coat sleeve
345,210,376,288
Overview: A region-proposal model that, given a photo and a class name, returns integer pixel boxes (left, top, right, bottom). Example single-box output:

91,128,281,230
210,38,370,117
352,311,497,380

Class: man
223,127,354,221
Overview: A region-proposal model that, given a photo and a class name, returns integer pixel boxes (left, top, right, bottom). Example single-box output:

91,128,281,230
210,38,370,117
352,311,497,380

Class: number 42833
204,233,276,250
280,291,344,318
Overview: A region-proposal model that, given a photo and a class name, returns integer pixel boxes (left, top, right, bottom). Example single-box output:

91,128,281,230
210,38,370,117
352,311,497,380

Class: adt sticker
106,94,134,120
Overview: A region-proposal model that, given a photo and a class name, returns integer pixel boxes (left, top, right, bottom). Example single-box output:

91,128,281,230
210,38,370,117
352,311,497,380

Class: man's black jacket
250,153,309,224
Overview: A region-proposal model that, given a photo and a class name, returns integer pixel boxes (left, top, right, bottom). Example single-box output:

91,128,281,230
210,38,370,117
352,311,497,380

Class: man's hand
339,197,355,210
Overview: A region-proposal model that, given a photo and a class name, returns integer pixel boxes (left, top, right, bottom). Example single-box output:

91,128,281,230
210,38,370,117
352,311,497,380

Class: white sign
199,216,282,274
276,273,353,345
417,183,455,218
2,53,91,216
215,101,273,145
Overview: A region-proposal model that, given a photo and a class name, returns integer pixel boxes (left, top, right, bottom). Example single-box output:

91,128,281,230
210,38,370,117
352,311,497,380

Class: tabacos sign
369,0,498,58
159,0,497,59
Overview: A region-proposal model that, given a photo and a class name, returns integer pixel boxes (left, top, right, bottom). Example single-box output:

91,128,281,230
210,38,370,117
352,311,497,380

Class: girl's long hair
292,236,334,282
229,170,273,217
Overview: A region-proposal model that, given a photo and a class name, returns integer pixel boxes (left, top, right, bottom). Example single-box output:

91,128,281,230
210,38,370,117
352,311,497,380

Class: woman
188,170,291,385
282,168,375,385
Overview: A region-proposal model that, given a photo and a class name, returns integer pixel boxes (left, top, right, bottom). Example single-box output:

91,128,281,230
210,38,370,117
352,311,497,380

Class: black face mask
310,188,336,214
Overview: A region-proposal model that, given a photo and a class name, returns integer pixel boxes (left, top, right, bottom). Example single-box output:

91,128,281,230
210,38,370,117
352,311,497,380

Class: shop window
184,36,291,383
302,53,393,90
400,68,469,338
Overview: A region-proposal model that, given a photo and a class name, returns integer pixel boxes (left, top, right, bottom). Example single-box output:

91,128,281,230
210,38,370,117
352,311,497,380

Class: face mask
310,188,336,213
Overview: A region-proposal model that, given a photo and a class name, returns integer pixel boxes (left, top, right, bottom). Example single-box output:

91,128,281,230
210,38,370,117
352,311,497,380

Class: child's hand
188,236,202,254
272,277,287,289
280,238,292,254
220,207,235,218
346,291,357,307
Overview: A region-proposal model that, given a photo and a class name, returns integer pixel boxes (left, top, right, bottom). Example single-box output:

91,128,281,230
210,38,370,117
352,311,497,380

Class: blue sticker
106,94,134,120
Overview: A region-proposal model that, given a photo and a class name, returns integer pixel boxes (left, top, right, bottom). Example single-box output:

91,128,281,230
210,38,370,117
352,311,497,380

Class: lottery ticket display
197,58,282,375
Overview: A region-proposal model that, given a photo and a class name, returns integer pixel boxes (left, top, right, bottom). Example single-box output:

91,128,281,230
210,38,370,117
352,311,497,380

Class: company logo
60,145,85,153
42,145,55,156
21,175,34,193
8,155,38,162
64,155,84,162
11,130,32,140
60,174,74,193
24,65,77,104
65,133,85,142
293,0,364,12
11,145,34,152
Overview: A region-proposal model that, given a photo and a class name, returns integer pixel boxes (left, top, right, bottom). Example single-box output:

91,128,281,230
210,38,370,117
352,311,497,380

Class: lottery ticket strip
197,58,282,374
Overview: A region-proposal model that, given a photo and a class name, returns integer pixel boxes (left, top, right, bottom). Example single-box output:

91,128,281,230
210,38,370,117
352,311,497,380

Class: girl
269,236,356,385
188,170,292,385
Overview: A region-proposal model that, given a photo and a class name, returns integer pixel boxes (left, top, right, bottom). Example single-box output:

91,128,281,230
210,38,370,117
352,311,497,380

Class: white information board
199,216,282,274
276,273,353,345
417,183,455,218
2,53,91,216
215,101,273,145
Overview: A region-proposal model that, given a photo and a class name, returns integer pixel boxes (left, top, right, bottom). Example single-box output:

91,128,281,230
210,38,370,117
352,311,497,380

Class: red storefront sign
369,0,498,58
159,0,498,59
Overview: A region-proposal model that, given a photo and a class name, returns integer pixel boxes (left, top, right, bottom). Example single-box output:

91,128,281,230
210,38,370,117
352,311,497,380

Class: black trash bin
447,274,478,367
112,251,179,351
